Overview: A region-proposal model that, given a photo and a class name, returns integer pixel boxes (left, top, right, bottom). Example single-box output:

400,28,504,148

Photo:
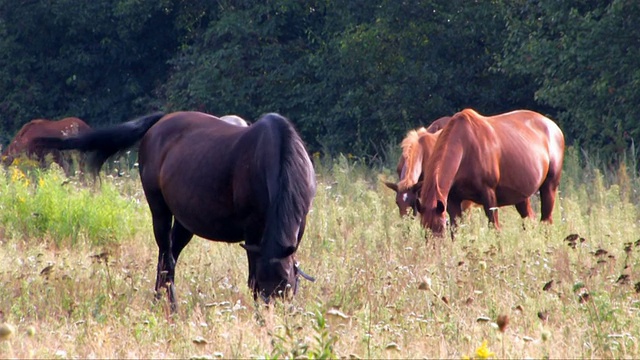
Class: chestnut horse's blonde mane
397,127,427,191
459,108,481,118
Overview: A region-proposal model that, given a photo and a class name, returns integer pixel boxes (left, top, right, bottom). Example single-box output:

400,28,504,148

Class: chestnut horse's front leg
446,200,464,238
481,190,500,230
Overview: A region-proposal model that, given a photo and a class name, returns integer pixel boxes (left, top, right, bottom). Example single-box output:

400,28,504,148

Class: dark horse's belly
167,194,251,243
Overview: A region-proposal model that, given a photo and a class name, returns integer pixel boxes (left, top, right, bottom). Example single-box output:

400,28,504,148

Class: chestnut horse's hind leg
538,179,560,223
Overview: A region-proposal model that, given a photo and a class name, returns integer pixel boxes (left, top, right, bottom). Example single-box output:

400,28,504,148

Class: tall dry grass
0,148,639,358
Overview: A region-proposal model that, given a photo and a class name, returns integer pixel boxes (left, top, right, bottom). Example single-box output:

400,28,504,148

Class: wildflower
475,340,495,359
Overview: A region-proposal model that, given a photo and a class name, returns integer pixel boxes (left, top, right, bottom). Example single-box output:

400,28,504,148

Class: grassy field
1,149,639,359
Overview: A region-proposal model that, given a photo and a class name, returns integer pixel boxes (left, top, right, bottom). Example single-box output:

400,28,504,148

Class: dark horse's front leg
242,227,263,301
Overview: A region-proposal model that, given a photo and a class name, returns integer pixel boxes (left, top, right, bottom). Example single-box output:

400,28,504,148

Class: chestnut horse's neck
421,116,470,209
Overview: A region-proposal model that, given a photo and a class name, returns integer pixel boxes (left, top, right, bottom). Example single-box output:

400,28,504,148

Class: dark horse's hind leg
152,215,194,313
170,220,194,264
151,208,174,303
147,191,192,313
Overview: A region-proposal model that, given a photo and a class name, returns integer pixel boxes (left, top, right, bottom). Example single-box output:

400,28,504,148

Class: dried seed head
496,314,509,332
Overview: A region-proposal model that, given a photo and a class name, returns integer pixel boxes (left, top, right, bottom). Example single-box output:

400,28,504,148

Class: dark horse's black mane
255,114,316,258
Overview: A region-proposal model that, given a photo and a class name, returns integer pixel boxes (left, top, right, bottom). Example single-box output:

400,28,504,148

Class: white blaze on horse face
402,193,409,202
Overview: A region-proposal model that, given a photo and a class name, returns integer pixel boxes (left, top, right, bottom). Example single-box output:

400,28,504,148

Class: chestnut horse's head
418,196,447,237
383,180,420,217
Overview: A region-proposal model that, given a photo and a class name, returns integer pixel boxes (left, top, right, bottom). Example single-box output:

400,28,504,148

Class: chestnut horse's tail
397,127,427,192
32,112,165,174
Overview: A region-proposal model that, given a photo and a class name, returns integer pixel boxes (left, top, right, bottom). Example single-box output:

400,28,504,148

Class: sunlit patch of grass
0,166,148,246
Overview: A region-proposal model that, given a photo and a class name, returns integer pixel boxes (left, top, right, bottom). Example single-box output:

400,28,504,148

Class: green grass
0,148,639,358
0,163,148,247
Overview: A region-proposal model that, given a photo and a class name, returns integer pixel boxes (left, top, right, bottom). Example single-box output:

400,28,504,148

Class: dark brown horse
34,111,317,311
384,116,451,217
2,117,91,173
410,109,564,236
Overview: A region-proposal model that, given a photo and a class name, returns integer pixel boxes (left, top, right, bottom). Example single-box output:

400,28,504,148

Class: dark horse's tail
32,112,165,174
255,113,316,259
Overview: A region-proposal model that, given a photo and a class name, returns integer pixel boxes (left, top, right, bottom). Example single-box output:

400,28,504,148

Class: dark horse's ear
383,181,398,192
436,200,446,214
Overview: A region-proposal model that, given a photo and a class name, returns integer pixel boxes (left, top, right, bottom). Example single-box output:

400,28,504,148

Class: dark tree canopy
0,0,637,163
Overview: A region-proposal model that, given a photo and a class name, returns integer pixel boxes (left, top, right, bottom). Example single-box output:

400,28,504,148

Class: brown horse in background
34,111,316,312
2,117,91,174
384,116,451,217
409,109,565,236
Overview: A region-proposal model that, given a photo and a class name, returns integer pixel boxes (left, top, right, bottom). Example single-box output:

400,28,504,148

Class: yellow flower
474,340,495,359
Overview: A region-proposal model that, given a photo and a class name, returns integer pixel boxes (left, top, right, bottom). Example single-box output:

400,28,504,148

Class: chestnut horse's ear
436,200,446,214
383,181,398,192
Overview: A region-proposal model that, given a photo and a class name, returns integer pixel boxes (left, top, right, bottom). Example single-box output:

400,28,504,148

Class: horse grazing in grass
407,109,565,236
384,116,451,217
2,117,91,174
34,111,317,311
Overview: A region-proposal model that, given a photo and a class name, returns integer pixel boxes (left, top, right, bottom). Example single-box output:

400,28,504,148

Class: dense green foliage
0,0,637,161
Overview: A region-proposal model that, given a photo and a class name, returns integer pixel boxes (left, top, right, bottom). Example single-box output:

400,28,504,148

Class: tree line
1,0,637,162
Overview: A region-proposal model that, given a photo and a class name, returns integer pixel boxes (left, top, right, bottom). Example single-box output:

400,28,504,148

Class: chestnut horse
407,109,564,236
2,117,91,173
384,116,451,217
34,111,316,311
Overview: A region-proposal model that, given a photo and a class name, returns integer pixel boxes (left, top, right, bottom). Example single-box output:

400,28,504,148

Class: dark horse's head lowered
238,113,317,301
33,111,316,311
